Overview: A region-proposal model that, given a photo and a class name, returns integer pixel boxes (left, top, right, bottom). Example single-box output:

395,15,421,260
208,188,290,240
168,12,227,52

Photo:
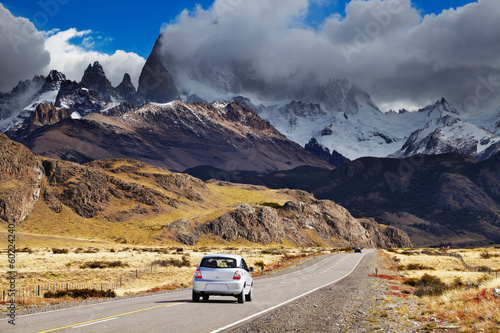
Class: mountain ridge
0,131,410,248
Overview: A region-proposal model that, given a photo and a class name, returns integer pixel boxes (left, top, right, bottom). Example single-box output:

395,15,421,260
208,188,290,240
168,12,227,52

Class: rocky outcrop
359,219,412,248
163,196,412,248
41,158,180,218
81,61,119,102
305,138,350,167
0,132,44,224
55,80,105,116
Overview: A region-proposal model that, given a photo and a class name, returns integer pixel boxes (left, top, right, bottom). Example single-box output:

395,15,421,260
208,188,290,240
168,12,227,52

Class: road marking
37,302,184,332
210,252,366,333
71,317,117,328
321,255,348,273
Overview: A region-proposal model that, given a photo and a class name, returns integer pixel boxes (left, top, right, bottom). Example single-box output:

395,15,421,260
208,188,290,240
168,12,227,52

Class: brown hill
0,132,410,248
9,100,333,173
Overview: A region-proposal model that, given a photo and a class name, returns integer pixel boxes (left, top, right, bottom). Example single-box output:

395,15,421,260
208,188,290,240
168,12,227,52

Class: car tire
245,287,252,302
203,295,209,302
237,289,245,304
192,290,200,302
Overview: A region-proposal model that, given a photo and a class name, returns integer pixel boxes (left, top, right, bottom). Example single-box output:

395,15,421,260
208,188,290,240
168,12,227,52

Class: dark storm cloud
160,0,500,113
0,4,50,92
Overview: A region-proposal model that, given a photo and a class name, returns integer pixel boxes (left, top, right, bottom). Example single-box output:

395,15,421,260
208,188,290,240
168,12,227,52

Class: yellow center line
37,302,184,332
321,256,348,273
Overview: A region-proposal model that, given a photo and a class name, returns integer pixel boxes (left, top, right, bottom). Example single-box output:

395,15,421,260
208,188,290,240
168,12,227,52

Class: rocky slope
0,133,410,248
161,190,411,248
9,100,334,172
222,153,500,247
0,132,44,224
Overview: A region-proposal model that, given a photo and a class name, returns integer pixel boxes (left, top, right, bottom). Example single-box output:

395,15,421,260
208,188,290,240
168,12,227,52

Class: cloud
44,29,146,88
0,4,50,92
159,0,500,113
0,4,145,92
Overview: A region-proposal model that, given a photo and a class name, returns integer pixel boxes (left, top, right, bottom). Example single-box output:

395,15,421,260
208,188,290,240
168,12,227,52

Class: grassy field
0,237,331,310
384,247,500,332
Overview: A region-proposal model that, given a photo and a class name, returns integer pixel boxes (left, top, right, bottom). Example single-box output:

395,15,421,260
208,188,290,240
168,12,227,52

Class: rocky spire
81,61,117,102
116,73,137,102
137,34,179,103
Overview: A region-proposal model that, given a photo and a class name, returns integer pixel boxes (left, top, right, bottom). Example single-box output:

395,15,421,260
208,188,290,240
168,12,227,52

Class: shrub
44,288,116,299
406,263,434,270
404,274,448,297
79,261,129,269
151,256,190,268
52,248,69,254
480,251,491,259
254,261,266,269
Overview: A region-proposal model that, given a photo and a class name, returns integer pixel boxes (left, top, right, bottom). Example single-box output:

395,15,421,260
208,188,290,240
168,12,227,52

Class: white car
192,254,253,303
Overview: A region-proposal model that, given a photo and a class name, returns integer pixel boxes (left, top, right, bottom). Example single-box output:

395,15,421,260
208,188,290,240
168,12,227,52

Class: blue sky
1,0,478,58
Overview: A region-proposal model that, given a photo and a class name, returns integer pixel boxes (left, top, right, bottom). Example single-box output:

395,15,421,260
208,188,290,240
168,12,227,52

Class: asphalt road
1,250,370,333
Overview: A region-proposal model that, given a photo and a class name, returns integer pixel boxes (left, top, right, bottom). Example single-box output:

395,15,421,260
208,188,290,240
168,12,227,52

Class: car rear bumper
193,279,245,295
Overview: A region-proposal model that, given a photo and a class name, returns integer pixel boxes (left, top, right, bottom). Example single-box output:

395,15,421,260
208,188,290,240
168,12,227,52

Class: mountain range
1,34,500,247
2,35,500,166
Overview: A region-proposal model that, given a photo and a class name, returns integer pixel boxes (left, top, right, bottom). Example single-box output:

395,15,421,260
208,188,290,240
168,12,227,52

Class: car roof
201,253,243,260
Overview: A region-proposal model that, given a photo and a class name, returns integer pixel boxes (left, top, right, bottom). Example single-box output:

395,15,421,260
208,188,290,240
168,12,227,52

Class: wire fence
2,261,172,302
423,251,500,277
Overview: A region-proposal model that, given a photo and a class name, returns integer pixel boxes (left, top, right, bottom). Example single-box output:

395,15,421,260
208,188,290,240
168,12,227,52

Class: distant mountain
390,99,500,160
8,100,333,172
0,63,140,133
147,33,500,162
2,33,500,164
225,153,500,247
0,70,65,132
305,137,350,167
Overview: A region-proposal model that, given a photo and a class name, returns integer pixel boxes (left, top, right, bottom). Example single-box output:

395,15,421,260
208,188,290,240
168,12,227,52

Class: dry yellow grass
384,247,500,332
0,245,299,299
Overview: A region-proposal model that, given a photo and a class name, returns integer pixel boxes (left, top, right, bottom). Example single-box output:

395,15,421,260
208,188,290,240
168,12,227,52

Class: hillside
0,132,410,248
198,153,500,247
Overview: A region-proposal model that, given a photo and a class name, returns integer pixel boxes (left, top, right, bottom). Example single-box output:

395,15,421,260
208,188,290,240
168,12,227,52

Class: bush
52,248,69,254
480,251,491,259
79,261,129,269
44,288,116,299
404,274,448,297
151,256,190,268
406,263,434,270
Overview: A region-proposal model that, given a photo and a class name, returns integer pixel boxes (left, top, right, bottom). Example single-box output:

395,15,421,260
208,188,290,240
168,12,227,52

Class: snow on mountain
0,70,65,132
390,100,500,159
463,107,500,136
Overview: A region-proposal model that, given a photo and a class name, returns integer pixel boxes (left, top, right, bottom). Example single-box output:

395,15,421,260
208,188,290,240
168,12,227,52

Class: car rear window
200,257,237,268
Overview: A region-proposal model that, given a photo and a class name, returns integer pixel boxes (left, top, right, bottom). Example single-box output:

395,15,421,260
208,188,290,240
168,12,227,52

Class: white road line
210,252,366,333
71,317,118,328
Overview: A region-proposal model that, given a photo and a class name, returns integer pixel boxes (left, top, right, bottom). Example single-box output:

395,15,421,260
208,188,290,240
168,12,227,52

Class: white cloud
44,28,146,88
159,0,500,113
0,4,50,92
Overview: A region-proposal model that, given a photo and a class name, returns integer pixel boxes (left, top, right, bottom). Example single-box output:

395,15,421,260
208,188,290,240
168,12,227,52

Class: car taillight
233,270,242,280
195,269,202,279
